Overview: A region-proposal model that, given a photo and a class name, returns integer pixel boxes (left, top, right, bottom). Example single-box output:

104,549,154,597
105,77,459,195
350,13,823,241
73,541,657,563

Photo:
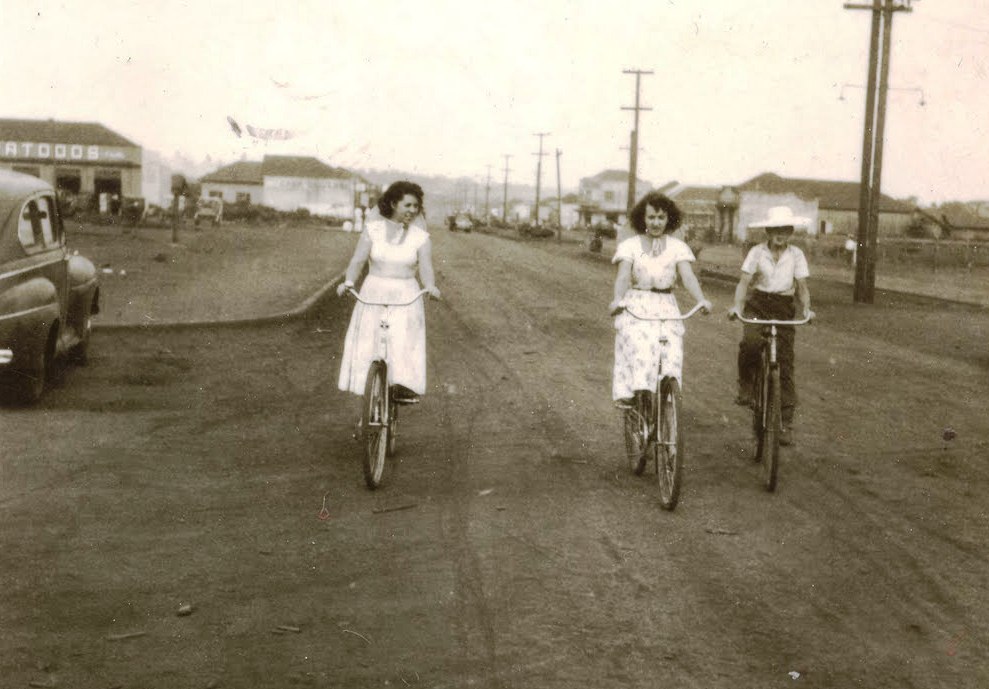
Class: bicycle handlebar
729,312,813,326
346,287,430,307
615,301,708,321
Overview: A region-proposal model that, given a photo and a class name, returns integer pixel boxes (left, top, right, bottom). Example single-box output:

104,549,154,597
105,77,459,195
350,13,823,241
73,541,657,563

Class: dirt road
2,229,986,688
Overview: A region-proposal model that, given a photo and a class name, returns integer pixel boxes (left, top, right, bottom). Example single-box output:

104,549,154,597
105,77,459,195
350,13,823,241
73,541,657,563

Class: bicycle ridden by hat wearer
728,206,815,446
608,192,712,408
336,180,441,404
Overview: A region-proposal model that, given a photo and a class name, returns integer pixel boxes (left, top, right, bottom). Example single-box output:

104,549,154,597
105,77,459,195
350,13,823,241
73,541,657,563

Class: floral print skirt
612,290,686,400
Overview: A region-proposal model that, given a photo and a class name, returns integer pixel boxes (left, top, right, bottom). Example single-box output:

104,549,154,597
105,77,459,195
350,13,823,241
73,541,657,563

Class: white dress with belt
337,220,429,395
612,235,696,400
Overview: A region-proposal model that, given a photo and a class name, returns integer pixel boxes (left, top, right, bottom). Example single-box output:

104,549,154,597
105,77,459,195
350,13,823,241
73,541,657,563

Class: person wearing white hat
728,206,815,446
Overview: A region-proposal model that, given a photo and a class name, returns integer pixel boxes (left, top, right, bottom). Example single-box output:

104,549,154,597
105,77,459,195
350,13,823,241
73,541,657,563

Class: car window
16,195,59,252
40,195,63,246
45,196,65,246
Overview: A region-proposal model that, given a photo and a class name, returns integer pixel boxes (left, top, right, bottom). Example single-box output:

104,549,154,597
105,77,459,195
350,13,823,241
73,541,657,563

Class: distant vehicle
194,197,224,227
454,213,473,233
0,169,100,403
519,223,555,239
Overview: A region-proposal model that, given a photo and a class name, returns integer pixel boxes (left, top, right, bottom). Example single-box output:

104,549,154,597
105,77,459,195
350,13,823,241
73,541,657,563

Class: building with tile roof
737,172,914,238
199,155,371,216
0,118,143,203
578,168,653,225
914,201,989,241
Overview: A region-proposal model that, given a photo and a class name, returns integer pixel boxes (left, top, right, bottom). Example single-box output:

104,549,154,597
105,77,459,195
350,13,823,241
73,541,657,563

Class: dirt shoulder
67,221,359,327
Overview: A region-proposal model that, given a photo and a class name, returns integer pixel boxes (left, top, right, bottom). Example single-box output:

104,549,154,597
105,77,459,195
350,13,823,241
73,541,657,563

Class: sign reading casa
0,141,140,164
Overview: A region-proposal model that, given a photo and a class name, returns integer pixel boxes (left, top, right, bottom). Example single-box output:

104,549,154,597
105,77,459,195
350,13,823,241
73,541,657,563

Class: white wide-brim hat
748,206,810,229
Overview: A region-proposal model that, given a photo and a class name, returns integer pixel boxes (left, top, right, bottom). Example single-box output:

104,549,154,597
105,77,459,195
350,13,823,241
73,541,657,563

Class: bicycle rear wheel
657,377,685,510
762,366,782,492
622,392,651,475
362,361,389,489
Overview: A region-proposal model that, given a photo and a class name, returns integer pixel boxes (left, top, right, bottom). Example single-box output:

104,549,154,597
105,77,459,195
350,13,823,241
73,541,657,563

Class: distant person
336,181,441,407
844,234,857,267
608,191,712,408
354,206,365,234
728,206,815,446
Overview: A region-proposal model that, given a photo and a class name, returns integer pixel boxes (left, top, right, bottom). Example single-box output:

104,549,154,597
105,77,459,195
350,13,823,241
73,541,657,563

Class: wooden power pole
846,0,914,303
622,69,653,217
502,154,511,224
555,149,563,241
533,132,549,226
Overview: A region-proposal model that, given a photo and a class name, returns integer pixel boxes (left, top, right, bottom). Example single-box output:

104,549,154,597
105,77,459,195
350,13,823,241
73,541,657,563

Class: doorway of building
94,171,122,214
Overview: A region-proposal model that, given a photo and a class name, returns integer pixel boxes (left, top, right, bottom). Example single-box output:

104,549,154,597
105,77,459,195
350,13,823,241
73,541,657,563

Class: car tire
14,327,55,404
69,302,94,365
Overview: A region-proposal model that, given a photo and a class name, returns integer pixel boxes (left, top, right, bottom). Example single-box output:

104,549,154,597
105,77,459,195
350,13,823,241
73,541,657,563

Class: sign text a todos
1,141,140,165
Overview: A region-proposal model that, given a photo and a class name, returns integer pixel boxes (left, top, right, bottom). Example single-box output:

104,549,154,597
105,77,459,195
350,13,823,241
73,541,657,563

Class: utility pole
846,0,913,303
622,69,653,217
533,133,550,226
484,164,492,224
502,154,511,224
555,149,563,241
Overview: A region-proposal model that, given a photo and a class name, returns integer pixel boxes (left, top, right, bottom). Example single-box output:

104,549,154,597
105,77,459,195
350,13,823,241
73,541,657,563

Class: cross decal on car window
22,201,48,245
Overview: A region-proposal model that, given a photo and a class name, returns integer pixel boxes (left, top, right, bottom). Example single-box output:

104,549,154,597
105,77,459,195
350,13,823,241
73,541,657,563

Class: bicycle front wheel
762,366,782,492
657,377,685,510
362,361,389,489
752,348,769,464
386,398,399,457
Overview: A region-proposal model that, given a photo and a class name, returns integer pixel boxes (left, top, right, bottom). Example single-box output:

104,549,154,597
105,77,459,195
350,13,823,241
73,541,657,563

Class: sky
4,0,988,203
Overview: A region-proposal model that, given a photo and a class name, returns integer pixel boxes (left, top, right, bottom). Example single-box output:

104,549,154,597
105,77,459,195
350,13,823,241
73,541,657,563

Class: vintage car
0,169,100,403
454,212,473,233
193,197,223,227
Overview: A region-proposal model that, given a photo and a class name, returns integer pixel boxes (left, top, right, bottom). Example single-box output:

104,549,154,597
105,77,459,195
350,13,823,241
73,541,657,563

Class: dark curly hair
629,191,682,234
377,180,425,219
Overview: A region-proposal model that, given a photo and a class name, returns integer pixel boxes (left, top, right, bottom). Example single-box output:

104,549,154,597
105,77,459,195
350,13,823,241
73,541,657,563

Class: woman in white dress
608,192,712,407
336,181,441,403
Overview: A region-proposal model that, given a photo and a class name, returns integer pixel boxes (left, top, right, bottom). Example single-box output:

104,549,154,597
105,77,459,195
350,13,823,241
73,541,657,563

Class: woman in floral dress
608,192,712,407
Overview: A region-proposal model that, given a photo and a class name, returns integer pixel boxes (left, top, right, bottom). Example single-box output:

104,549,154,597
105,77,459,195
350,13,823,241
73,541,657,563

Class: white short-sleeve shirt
741,243,810,296
613,235,695,290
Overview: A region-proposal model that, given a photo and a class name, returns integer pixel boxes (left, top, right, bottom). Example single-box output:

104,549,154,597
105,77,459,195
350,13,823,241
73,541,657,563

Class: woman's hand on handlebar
608,299,625,316
336,282,353,298
425,285,442,301
727,306,742,321
697,298,713,315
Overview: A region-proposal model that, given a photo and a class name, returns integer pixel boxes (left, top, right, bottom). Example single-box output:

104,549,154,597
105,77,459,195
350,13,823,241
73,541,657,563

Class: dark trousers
738,291,797,423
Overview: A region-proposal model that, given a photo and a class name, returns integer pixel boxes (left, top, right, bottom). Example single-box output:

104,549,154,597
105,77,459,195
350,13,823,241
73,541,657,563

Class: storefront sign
0,141,141,165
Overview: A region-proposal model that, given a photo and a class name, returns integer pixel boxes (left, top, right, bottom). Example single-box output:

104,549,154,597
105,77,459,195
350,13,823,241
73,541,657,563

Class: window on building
604,190,615,203
55,169,82,193
236,192,251,203
208,190,223,198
